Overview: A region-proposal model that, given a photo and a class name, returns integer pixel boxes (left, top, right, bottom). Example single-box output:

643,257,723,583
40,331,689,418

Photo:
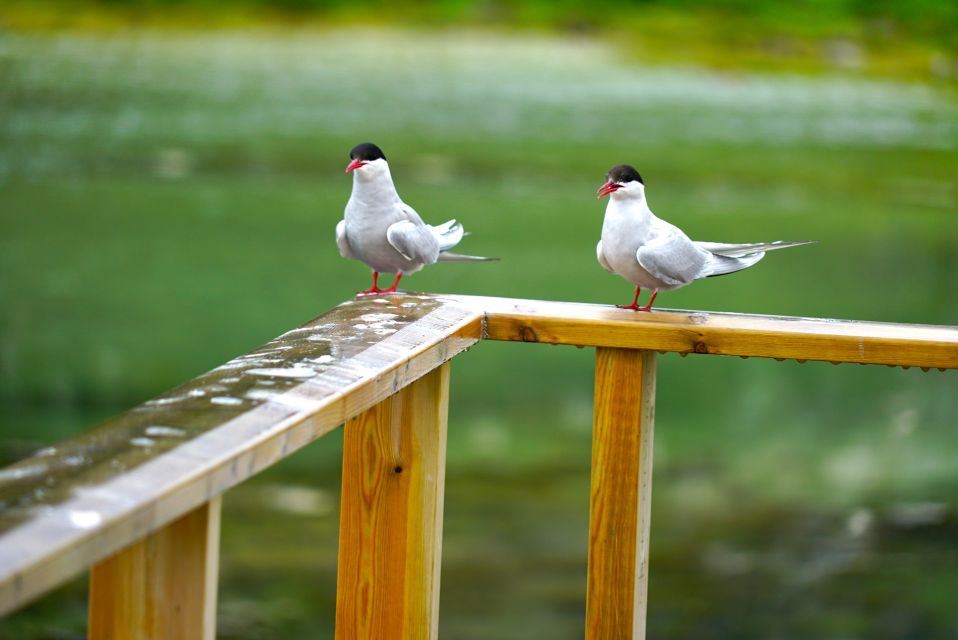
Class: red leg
357,271,381,296
616,286,642,310
380,272,403,293
615,287,659,312
635,288,659,312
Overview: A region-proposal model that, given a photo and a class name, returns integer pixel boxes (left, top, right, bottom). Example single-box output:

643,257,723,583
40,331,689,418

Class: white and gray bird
596,164,813,311
337,143,496,295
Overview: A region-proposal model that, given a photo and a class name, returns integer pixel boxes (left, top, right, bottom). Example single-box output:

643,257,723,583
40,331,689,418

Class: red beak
597,181,621,198
345,159,367,173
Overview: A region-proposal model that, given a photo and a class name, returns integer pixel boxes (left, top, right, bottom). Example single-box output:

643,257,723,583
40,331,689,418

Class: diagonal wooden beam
0,297,480,616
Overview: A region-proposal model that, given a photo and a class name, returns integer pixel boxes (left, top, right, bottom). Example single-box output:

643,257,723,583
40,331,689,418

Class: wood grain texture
3,293,956,620
0,299,480,616
336,363,450,640
448,295,958,369
88,497,220,640
586,348,656,640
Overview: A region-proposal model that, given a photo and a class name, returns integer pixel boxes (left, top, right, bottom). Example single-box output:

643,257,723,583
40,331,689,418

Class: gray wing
335,219,355,260
386,204,440,264
596,240,614,273
636,230,710,287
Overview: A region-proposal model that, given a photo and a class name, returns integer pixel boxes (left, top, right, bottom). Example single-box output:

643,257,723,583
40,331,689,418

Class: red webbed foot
615,287,658,312
357,271,383,296
378,273,403,294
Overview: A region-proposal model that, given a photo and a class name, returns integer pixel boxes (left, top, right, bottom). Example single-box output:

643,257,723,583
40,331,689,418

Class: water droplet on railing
145,425,187,438
68,510,102,529
0,464,47,482
246,366,317,379
63,455,86,467
210,396,243,406
359,312,399,322
245,389,278,402
146,395,189,406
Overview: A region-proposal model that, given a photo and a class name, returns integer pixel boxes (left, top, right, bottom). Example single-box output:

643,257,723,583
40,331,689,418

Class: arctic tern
338,142,495,295
596,164,813,311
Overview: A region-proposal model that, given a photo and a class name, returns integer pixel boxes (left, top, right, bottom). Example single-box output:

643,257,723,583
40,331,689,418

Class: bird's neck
350,170,400,206
602,197,654,244
607,196,652,224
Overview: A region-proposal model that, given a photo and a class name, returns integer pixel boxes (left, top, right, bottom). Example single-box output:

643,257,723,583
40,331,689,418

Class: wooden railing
1,294,956,639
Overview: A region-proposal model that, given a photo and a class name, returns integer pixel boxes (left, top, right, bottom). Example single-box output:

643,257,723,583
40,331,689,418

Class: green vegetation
4,0,958,80
1,27,957,639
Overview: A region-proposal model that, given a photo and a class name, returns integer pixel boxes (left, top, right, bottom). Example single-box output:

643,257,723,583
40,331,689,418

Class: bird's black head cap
350,142,386,162
607,164,643,184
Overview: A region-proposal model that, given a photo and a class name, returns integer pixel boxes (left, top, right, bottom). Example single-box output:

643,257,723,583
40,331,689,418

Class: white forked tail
697,240,814,278
430,219,499,262
437,252,498,262
696,240,815,258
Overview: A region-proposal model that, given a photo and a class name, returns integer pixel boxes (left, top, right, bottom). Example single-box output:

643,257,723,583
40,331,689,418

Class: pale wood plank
586,348,656,640
448,295,958,369
0,298,480,615
88,497,221,640
335,363,450,640
4,293,957,620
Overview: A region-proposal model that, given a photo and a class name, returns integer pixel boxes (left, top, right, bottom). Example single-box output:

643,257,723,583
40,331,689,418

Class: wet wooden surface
448,295,958,369
1,293,956,617
0,295,481,615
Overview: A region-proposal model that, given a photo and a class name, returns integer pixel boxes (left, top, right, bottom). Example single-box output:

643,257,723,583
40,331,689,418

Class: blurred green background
1,1,957,638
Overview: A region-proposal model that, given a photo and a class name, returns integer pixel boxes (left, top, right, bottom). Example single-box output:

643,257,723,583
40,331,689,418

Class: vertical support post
335,363,450,640
586,348,657,640
88,497,221,640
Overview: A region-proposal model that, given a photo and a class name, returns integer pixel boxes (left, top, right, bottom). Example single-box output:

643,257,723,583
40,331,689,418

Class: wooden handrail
1,293,955,638
449,295,958,369
0,296,481,620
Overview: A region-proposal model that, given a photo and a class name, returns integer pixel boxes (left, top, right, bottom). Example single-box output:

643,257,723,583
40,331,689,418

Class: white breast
600,200,661,288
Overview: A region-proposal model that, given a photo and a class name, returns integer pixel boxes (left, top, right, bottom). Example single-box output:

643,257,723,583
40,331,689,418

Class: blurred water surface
1,28,957,639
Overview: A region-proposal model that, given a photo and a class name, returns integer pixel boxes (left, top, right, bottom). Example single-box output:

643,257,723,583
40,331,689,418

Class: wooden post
335,363,450,640
586,348,657,640
88,497,221,640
